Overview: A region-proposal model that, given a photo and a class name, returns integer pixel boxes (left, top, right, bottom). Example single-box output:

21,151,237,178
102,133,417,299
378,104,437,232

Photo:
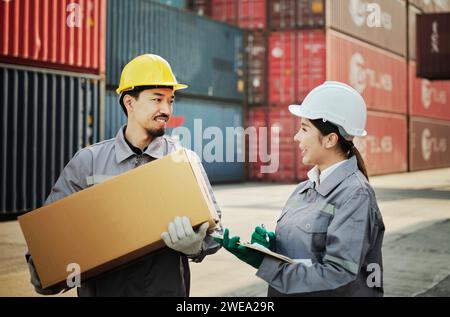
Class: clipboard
211,233,295,264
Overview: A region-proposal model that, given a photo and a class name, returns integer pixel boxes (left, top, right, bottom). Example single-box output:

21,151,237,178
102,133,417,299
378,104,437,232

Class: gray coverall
256,156,385,296
26,125,222,297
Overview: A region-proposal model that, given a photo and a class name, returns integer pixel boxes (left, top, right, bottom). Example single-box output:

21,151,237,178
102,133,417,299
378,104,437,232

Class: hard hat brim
116,83,188,95
288,104,367,137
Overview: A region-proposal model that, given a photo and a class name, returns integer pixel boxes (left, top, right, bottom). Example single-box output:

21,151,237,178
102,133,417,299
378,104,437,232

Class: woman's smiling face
294,118,327,167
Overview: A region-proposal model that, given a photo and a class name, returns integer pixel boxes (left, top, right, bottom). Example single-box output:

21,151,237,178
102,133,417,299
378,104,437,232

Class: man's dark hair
119,85,174,116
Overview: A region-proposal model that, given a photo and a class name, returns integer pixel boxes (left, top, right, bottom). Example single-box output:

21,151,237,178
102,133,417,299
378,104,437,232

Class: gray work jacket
256,156,385,296
26,126,222,297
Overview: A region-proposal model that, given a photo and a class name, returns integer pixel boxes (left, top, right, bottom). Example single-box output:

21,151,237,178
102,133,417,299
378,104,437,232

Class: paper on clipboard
211,233,295,264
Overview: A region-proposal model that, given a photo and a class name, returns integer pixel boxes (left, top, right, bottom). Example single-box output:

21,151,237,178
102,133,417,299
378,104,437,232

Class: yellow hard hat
116,54,188,95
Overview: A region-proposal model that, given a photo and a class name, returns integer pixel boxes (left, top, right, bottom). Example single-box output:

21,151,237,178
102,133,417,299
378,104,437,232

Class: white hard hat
289,81,367,139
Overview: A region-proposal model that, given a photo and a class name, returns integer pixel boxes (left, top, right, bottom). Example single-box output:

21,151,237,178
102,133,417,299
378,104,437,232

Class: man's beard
146,127,165,138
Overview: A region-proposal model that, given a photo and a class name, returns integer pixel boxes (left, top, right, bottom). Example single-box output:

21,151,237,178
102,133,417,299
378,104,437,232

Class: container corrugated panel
267,108,297,183
246,107,269,181
211,0,267,30
269,31,296,104
409,61,450,121
327,30,407,114
416,12,450,80
353,111,407,176
156,0,188,9
104,91,245,183
106,0,244,101
269,0,325,30
409,116,450,171
296,30,326,101
245,31,267,105
326,0,407,57
238,0,267,30
269,30,325,104
0,64,103,215
0,0,106,74
211,0,238,25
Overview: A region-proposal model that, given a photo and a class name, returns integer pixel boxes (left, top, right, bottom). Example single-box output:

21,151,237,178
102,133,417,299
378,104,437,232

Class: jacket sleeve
25,148,92,295
187,151,223,263
256,188,374,294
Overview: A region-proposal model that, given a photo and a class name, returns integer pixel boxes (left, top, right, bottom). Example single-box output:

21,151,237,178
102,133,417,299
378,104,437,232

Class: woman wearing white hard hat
217,81,385,296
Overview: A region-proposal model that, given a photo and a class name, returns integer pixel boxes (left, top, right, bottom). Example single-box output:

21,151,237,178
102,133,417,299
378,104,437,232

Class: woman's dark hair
119,85,173,116
310,118,369,180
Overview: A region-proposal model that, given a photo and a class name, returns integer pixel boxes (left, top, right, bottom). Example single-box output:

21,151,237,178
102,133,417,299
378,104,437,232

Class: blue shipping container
106,0,244,101
105,90,244,183
1,64,103,215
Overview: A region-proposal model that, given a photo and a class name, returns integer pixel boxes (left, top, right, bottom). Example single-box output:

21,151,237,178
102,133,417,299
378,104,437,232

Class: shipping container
211,0,267,30
0,0,106,74
416,12,450,79
327,30,407,114
155,0,188,9
0,64,103,215
326,0,407,57
245,31,268,105
246,107,269,181
269,0,325,30
409,116,450,171
410,0,450,12
188,0,212,16
106,0,244,101
269,30,326,104
105,90,244,183
353,111,408,176
409,61,450,121
408,4,421,60
267,107,297,183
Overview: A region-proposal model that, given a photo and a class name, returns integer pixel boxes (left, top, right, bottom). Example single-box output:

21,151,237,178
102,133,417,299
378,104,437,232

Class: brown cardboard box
18,149,220,289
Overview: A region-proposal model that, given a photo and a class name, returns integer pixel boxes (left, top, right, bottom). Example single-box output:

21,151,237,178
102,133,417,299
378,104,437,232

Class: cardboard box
18,149,220,289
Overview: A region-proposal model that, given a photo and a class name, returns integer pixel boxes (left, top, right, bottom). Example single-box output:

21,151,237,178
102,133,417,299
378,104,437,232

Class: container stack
191,0,449,181
105,0,245,183
407,0,450,171
0,0,106,216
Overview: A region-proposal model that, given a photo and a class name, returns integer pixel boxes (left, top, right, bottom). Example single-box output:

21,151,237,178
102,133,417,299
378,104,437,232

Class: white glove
161,216,209,256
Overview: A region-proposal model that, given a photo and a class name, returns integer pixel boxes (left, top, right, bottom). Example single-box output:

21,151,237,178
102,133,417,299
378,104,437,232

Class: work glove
161,216,209,257
213,228,264,269
251,226,276,251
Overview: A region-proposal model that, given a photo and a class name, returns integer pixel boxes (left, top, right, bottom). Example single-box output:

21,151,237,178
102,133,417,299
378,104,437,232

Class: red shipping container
0,0,106,74
409,62,450,121
211,0,266,30
269,31,297,104
267,108,297,182
245,31,267,104
409,116,450,171
211,0,238,25
238,0,267,30
296,30,326,101
327,30,407,114
269,30,325,104
246,107,269,180
353,111,408,176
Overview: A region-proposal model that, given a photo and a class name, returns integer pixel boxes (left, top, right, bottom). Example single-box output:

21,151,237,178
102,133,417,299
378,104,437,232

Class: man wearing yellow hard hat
25,54,223,296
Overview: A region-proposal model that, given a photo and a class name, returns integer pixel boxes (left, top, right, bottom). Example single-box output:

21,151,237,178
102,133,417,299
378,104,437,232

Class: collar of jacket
114,125,167,164
298,155,359,197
